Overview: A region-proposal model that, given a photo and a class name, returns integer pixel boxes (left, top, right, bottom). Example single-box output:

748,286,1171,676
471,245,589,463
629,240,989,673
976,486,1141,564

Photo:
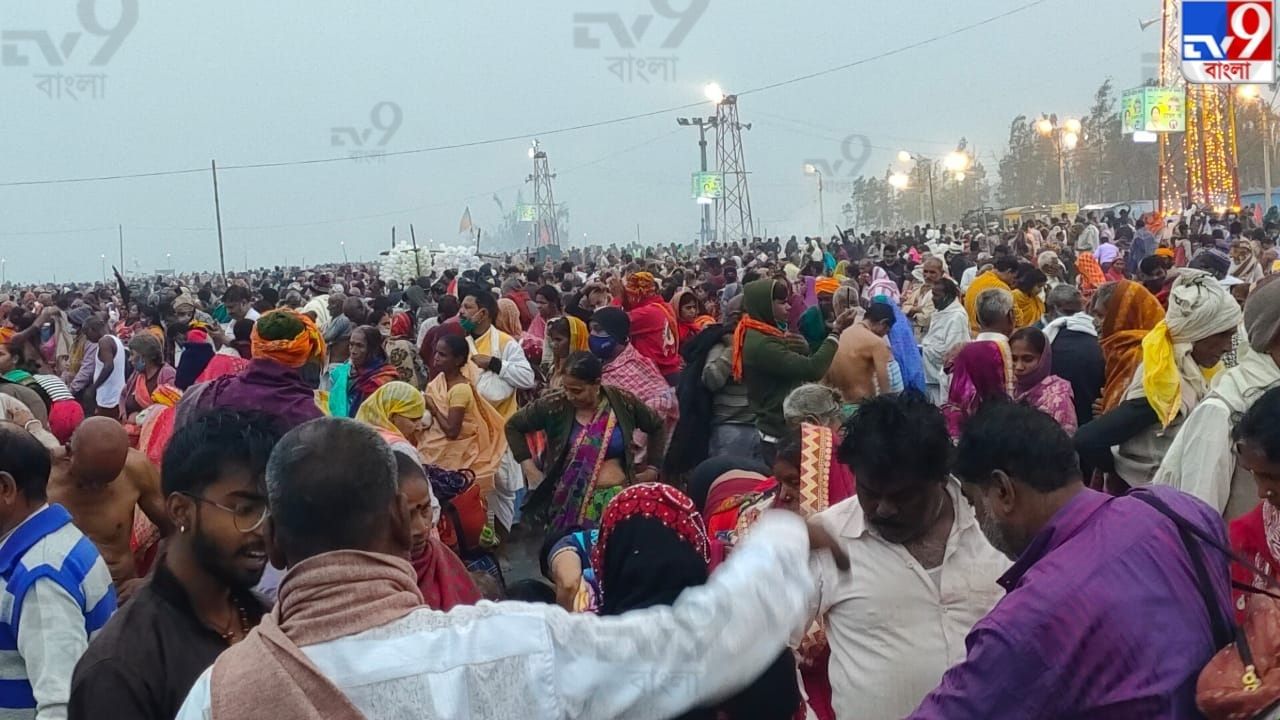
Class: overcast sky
1,0,1151,282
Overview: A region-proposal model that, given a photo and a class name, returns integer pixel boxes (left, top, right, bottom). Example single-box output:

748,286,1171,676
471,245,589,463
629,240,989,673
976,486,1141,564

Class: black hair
1139,255,1163,276
506,579,556,603
772,280,790,301
232,319,254,343
1009,326,1047,354
839,391,949,486
1014,266,1047,293
565,351,602,383
933,277,960,303
955,400,1080,492
437,295,460,316
547,317,570,339
161,409,283,497
223,285,252,304
265,418,398,558
535,285,561,309
437,333,469,360
466,290,499,321
1234,386,1280,462
993,257,1021,273
352,325,387,363
775,429,803,470
0,422,51,502
394,450,427,485
865,301,897,325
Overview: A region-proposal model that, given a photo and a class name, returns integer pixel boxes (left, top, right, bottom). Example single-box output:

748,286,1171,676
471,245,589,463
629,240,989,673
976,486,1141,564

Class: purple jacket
178,358,322,431
909,485,1229,719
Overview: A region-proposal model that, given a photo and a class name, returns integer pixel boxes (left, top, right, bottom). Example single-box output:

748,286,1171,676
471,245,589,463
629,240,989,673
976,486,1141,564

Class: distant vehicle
1079,200,1155,221
962,206,1003,229
1001,204,1079,229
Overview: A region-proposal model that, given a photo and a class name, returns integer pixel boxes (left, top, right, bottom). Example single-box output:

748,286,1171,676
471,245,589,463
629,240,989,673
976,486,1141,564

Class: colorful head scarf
1140,270,1243,427
590,483,709,607
354,381,426,437
943,340,1015,439
389,312,412,339
624,271,659,303
250,310,326,368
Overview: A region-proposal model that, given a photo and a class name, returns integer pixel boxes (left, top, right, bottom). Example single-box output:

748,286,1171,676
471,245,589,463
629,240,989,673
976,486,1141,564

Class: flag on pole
459,207,474,236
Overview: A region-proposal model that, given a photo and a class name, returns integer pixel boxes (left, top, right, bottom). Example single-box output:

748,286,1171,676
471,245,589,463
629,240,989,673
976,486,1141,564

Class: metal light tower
707,84,755,242
677,114,718,245
526,140,561,248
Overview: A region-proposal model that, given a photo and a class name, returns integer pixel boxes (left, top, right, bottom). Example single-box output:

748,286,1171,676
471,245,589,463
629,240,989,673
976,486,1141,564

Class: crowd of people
0,202,1278,718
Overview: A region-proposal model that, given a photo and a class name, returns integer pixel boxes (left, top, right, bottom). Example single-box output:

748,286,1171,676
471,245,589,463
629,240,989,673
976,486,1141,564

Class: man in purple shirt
910,401,1230,719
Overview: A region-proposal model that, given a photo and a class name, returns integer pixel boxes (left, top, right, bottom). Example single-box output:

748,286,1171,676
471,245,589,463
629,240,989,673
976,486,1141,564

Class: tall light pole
1,259,6,287
1239,84,1274,211
676,114,719,245
804,164,825,233
100,254,106,285
340,241,348,263
1034,115,1081,206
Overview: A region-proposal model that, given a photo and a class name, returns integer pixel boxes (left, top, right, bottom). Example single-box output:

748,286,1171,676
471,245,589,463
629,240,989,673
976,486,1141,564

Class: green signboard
1122,87,1185,135
692,171,724,200
516,203,537,222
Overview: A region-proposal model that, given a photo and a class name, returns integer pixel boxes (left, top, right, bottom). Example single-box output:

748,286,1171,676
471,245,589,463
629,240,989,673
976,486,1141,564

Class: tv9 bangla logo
1181,0,1276,83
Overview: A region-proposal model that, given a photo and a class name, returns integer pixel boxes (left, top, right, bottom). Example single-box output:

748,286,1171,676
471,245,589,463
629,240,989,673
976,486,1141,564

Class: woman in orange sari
420,333,508,546
1091,280,1166,412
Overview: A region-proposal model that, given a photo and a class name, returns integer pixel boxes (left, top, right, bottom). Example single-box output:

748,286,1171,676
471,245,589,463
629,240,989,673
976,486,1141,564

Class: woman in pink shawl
943,339,1015,439
1009,327,1078,434
861,266,901,305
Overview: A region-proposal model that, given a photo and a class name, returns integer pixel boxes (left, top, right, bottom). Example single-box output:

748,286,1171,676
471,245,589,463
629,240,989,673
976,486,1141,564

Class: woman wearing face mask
1008,327,1078,434
587,307,679,444
121,332,176,423
511,351,668,535
419,334,508,546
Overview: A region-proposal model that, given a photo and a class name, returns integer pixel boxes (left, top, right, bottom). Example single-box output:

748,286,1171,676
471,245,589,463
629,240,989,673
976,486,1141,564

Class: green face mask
459,316,478,334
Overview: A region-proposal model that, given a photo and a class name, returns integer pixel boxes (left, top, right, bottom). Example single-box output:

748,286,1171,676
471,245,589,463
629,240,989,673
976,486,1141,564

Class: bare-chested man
825,301,898,405
48,417,173,597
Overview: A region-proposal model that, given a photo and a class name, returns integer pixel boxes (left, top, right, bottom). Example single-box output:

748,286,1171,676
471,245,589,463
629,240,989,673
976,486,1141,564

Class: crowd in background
0,201,1278,718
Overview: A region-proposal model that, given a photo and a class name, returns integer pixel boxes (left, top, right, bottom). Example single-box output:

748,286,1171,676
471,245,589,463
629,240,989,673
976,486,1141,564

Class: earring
179,524,186,533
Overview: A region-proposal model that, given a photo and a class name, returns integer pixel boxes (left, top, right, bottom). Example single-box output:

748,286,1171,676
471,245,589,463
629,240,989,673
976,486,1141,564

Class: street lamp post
1,259,6,287
676,115,719,246
1239,85,1273,211
100,254,106,285
341,241,349,263
897,151,970,226
1035,115,1081,206
804,164,825,232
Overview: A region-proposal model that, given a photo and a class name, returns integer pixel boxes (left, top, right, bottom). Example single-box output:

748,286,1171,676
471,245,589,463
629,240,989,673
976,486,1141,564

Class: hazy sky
1,0,1152,282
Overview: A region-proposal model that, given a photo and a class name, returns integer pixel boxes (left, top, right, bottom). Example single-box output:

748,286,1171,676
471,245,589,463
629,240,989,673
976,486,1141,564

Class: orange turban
814,277,841,295
250,310,326,368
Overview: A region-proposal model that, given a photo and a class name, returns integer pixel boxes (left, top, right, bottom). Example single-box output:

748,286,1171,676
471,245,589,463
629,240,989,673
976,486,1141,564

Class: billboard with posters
1121,87,1186,134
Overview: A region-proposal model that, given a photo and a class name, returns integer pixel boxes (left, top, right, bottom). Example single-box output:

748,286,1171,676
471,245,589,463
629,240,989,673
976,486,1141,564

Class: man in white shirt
811,394,1009,720
177,417,848,720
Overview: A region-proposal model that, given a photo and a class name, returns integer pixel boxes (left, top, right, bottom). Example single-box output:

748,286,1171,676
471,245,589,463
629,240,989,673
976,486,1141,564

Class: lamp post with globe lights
1035,115,1081,206
896,150,971,225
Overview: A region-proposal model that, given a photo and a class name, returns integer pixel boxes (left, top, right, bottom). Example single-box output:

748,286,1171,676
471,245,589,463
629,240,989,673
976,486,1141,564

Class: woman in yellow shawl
545,315,589,389
355,380,426,451
420,333,508,546
1011,265,1048,328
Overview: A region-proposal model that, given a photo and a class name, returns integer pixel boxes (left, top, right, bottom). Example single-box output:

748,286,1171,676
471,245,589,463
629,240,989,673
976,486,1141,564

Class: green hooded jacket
740,279,837,439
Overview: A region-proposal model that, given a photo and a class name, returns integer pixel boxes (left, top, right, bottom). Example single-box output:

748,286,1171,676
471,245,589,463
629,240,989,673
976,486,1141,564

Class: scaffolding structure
527,140,561,248
713,95,755,242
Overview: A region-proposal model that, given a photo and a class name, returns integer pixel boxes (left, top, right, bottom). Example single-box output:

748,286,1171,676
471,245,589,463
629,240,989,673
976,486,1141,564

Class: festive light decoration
1157,0,1240,212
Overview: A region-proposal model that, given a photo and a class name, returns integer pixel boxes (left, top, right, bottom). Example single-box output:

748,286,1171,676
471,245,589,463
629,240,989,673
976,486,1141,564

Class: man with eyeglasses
68,409,282,720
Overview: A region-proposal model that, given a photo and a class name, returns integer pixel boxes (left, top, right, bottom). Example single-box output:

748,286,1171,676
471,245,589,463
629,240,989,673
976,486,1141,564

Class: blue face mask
132,359,146,372
588,335,617,360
